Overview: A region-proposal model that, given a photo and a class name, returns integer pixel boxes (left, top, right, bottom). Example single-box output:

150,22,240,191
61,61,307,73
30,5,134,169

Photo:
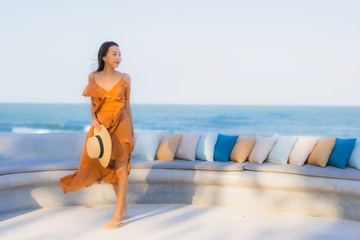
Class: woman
59,41,134,230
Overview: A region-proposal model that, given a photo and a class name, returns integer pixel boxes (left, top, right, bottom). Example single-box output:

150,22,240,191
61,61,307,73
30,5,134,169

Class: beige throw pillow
230,136,256,163
307,137,336,167
156,133,182,161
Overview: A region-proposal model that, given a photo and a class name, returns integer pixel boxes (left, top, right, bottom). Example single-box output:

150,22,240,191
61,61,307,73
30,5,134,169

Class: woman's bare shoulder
88,71,96,83
121,72,131,86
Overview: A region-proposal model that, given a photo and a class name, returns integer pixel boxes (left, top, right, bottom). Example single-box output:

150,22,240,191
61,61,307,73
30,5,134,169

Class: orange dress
59,74,134,193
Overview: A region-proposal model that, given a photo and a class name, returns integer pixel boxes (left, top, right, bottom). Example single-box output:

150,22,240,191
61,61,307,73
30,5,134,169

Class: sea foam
12,127,53,134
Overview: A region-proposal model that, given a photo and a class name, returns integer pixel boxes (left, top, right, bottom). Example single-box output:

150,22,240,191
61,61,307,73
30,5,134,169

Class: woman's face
103,45,121,69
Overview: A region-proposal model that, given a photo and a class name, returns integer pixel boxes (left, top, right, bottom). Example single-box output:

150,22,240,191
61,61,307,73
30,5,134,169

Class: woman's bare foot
104,217,124,230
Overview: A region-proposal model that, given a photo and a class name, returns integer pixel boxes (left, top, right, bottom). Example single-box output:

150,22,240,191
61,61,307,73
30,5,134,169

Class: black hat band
95,135,104,158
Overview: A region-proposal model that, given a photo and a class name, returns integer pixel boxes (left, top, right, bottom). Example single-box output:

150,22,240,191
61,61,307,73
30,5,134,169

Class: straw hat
86,125,112,168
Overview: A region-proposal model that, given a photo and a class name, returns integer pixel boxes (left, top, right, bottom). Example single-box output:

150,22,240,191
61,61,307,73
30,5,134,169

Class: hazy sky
1,0,359,105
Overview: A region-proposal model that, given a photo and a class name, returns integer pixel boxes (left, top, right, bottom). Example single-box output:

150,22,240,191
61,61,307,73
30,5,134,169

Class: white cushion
348,138,360,170
132,131,161,161
196,133,218,161
289,136,319,166
248,135,277,164
134,131,139,144
267,136,298,164
175,132,201,161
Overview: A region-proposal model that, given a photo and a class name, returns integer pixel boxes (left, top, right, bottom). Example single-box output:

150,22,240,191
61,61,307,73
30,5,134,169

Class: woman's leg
112,183,128,214
112,183,118,196
105,160,128,229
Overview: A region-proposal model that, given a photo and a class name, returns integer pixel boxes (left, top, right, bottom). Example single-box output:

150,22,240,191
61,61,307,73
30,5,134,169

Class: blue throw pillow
214,134,238,162
328,138,356,169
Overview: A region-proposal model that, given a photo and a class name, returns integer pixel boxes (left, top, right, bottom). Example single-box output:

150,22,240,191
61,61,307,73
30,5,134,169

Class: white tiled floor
1,204,359,240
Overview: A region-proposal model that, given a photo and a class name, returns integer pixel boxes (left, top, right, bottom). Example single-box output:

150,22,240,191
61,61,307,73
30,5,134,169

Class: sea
0,103,359,138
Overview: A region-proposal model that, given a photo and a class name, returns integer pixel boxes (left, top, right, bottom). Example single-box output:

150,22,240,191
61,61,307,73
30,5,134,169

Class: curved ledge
1,132,359,221
1,167,360,222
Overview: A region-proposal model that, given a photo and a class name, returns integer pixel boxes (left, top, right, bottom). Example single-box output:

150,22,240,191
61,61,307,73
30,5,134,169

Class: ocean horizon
0,103,359,138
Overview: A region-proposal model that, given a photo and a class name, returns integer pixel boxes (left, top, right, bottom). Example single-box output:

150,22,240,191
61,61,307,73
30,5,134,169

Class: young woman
59,41,134,230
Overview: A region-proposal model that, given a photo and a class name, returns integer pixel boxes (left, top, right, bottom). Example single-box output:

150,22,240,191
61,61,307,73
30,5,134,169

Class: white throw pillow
132,131,161,161
248,134,277,164
267,136,298,164
196,132,218,161
175,132,201,161
134,131,139,144
348,138,360,169
288,136,319,166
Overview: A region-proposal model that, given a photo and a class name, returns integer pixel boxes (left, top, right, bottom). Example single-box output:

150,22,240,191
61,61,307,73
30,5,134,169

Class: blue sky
1,0,359,105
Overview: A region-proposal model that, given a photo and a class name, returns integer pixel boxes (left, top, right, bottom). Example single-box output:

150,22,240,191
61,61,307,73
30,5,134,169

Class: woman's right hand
91,119,102,131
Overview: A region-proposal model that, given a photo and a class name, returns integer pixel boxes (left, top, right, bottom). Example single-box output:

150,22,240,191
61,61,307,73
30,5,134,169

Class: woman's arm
90,98,101,130
124,74,134,137
126,100,134,137
88,72,101,131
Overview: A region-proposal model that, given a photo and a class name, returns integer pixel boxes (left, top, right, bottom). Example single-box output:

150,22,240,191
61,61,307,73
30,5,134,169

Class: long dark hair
96,41,119,72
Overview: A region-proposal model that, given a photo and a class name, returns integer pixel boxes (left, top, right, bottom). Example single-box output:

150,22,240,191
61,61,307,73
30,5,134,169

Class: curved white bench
1,133,360,222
